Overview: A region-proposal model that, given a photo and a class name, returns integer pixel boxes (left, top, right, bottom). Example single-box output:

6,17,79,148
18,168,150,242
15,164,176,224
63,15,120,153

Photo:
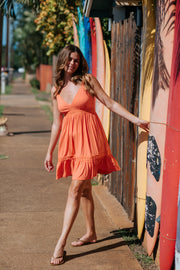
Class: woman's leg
51,179,85,264
71,179,97,246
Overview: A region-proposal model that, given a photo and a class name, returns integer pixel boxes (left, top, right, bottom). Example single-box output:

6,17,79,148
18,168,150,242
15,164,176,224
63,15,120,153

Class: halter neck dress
56,83,120,180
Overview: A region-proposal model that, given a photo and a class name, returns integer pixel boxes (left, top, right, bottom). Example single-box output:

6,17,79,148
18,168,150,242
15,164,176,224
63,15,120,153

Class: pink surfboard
72,17,80,47
144,0,176,256
90,18,97,77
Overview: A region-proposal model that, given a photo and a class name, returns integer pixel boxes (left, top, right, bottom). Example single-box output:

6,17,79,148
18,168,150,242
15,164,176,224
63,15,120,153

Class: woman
44,44,149,265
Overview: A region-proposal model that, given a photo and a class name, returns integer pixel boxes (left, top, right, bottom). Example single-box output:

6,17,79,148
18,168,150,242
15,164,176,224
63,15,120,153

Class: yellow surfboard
103,41,111,139
94,18,105,122
136,0,155,239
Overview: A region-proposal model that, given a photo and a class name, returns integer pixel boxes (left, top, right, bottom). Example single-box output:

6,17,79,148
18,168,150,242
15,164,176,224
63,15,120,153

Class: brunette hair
54,44,94,97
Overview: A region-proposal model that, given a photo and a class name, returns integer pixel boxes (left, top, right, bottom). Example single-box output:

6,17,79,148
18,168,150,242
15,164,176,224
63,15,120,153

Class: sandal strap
52,255,63,259
52,250,66,259
78,238,86,243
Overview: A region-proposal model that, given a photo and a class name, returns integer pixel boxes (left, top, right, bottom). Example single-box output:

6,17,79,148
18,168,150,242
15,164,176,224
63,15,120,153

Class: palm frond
152,0,176,106
16,0,40,12
0,0,16,18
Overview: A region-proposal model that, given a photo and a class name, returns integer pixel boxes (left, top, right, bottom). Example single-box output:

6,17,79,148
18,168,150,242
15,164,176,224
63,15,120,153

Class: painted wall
37,64,52,92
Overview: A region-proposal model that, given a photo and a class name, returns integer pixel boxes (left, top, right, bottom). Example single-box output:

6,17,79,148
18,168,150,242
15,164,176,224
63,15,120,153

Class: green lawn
0,105,4,117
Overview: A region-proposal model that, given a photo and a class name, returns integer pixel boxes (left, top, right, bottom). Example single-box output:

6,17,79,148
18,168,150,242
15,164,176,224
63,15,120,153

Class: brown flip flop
71,238,97,247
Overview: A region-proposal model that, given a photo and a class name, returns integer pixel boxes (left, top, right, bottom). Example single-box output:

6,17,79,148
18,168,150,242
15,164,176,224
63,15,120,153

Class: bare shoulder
51,86,56,94
85,73,101,89
85,73,96,82
51,86,56,99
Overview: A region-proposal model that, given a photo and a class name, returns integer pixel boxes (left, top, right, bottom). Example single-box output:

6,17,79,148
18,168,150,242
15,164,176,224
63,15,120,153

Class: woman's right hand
136,119,150,132
44,153,54,172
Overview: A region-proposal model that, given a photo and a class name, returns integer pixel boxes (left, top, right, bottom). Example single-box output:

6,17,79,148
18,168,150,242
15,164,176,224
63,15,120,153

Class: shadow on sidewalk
66,229,139,262
9,130,51,135
3,113,26,116
67,241,126,261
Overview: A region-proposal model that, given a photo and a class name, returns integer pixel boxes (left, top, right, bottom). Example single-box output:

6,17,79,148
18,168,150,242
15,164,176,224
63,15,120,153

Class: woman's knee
81,181,92,198
69,180,84,201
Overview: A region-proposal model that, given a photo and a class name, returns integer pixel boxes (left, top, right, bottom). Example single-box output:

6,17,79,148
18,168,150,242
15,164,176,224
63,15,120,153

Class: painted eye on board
147,135,161,182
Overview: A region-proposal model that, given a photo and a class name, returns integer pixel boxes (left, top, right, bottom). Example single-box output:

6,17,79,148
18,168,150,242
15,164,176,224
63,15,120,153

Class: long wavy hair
54,44,94,97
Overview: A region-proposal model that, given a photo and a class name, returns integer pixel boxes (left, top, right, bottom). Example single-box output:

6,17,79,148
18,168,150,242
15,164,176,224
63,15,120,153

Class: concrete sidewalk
0,77,142,270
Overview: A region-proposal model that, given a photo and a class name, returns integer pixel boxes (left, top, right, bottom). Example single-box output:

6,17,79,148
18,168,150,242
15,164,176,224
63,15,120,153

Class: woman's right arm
44,87,63,172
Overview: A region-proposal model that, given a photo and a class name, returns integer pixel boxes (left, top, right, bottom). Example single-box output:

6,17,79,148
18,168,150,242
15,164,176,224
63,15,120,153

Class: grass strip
31,88,51,102
31,88,52,122
5,85,12,94
116,228,159,270
0,155,9,160
0,105,4,117
41,105,53,122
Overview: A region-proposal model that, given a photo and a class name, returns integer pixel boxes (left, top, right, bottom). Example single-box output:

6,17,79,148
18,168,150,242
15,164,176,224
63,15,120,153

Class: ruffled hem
56,154,120,180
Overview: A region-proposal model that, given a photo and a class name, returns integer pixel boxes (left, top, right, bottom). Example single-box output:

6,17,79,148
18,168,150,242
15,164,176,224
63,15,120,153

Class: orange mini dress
56,83,120,180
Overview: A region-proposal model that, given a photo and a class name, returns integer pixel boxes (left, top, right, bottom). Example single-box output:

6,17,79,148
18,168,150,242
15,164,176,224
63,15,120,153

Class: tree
13,8,46,73
0,0,40,13
35,0,80,56
0,0,16,17
0,0,16,88
0,0,41,76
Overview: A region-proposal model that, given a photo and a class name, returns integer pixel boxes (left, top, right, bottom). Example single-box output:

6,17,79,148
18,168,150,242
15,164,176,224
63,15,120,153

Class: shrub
30,79,40,89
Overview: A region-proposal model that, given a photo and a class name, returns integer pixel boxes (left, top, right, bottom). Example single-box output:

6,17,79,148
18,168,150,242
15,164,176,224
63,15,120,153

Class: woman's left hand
137,119,150,132
44,153,54,172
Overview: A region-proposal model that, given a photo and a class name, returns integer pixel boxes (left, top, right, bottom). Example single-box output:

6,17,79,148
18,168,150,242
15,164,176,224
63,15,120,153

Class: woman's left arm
89,75,149,132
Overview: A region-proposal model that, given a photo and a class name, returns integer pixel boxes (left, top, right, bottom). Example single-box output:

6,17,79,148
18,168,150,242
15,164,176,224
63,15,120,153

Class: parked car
18,67,25,73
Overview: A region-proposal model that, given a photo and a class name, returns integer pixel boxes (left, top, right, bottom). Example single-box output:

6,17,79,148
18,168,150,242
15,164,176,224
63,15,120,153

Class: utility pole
0,10,3,92
5,14,9,70
5,14,12,84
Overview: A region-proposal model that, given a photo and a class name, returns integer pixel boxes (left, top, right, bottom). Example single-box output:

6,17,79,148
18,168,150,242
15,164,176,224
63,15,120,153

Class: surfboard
77,7,85,58
103,41,111,139
175,177,180,270
136,0,155,240
159,1,180,269
72,16,80,47
84,16,92,73
144,0,176,256
94,17,105,123
90,18,97,77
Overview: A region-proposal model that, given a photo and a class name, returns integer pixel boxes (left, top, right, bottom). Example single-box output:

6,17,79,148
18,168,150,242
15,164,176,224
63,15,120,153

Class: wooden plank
109,13,140,220
109,21,117,196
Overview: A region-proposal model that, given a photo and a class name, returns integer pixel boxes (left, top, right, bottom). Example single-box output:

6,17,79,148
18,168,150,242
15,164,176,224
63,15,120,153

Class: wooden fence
107,13,141,220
